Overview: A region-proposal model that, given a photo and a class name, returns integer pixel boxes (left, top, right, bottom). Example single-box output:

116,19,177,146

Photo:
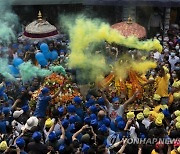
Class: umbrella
111,17,146,39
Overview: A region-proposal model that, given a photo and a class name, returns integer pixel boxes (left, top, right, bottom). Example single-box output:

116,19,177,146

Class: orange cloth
155,74,170,97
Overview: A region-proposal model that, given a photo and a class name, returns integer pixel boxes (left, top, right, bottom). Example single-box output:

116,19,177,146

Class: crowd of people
0,20,179,154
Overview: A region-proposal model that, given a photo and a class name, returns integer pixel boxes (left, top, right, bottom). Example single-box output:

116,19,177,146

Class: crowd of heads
0,21,179,154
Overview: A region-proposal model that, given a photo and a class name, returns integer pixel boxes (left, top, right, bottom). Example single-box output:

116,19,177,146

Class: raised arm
72,125,89,141
123,91,139,109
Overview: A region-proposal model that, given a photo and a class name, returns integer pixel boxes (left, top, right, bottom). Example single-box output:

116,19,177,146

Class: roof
10,0,180,6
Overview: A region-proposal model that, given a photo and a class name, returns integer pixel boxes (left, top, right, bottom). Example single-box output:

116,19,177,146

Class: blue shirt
0,120,7,134
34,94,51,118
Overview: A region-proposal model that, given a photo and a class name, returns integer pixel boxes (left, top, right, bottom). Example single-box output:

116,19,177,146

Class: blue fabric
75,108,84,119
33,95,51,118
110,122,118,132
0,120,7,134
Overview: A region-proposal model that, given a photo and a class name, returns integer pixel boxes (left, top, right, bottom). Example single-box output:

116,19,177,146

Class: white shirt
154,52,161,60
108,104,124,121
169,56,179,70
142,118,151,129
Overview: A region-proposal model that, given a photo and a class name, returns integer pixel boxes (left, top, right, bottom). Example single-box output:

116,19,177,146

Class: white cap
13,110,24,119
24,116,38,130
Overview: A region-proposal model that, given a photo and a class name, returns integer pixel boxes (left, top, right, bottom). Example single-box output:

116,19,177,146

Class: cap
0,141,7,151
117,120,126,129
13,110,23,119
16,137,25,148
115,116,123,123
67,104,76,113
157,112,164,120
73,96,82,104
2,107,10,115
153,94,161,101
126,111,135,119
97,97,105,105
176,116,180,122
174,110,180,117
59,144,65,153
61,119,69,128
48,131,57,141
82,144,90,153
32,131,42,141
98,124,108,133
176,122,180,129
161,105,168,110
136,112,144,120
69,115,76,124
112,97,119,103
90,113,97,120
155,118,163,126
58,107,64,115
45,118,53,128
89,105,97,113
90,119,98,127
84,116,91,124
24,116,38,130
143,108,150,117
103,117,111,127
41,87,50,95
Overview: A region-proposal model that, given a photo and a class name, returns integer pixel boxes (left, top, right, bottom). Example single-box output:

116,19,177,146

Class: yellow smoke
62,16,162,82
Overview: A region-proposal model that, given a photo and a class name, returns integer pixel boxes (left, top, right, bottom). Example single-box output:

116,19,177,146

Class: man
33,87,61,118
102,90,138,121
169,52,179,71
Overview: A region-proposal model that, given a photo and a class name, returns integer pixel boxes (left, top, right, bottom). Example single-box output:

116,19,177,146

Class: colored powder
49,65,66,75
18,61,52,82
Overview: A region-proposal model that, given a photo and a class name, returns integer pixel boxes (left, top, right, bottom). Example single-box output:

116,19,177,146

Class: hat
2,107,10,115
13,110,23,119
90,113,97,120
89,105,97,113
41,87,50,95
81,134,90,144
97,97,105,105
45,118,53,128
172,81,180,88
98,124,108,133
48,131,57,141
176,122,180,129
176,116,180,122
84,116,91,124
173,92,180,100
90,119,98,127
61,119,69,128
82,144,90,153
103,117,111,127
22,105,29,112
58,107,64,115
173,140,180,147
59,144,65,153
73,96,82,104
112,97,119,103
136,112,144,120
69,115,76,124
174,110,180,117
117,120,126,129
155,118,163,126
153,94,161,101
16,137,25,148
161,105,168,110
126,111,135,119
157,112,164,120
163,66,169,73
139,133,146,139
143,108,150,117
24,116,38,130
32,131,42,141
115,116,123,123
178,146,180,153
0,141,7,151
67,104,76,113
149,111,158,119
